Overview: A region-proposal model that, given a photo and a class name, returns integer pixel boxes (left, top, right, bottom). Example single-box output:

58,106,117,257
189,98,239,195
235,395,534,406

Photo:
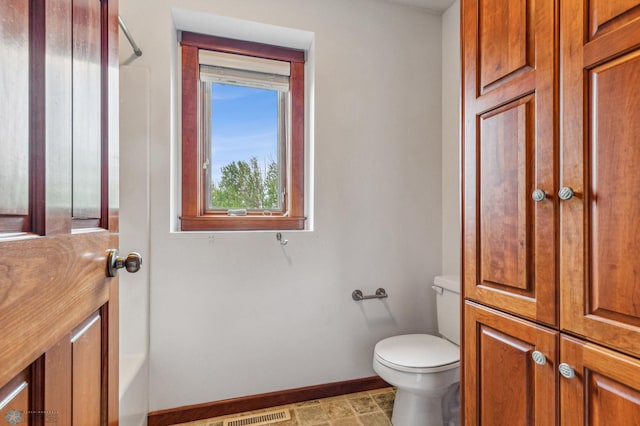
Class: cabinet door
560,0,640,359
463,302,558,426
560,336,640,425
461,0,558,326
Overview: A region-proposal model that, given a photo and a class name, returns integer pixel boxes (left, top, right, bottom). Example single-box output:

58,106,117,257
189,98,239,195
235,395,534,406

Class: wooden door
0,369,31,426
463,302,558,426
560,335,640,425
560,0,640,359
461,0,558,326
0,0,119,424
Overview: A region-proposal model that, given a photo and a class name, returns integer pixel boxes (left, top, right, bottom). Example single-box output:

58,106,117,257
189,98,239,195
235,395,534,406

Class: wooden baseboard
147,375,390,426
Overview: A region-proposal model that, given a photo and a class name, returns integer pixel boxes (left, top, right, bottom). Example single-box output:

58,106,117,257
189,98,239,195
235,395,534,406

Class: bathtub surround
119,64,151,426
119,0,445,413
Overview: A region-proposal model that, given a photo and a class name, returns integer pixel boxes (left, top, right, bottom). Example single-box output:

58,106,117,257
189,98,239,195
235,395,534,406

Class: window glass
203,82,285,211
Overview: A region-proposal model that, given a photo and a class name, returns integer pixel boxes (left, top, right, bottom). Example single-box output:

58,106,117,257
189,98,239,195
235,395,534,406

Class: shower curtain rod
118,15,142,57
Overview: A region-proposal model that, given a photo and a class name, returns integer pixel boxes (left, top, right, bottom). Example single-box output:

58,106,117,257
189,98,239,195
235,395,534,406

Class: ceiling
386,0,456,12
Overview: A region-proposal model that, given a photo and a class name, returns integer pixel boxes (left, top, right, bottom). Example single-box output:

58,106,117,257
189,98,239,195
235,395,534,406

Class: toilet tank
433,275,460,345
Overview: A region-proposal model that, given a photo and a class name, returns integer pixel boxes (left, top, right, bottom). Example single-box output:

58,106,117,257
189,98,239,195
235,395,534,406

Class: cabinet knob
558,363,575,379
558,187,575,201
532,350,547,365
531,189,547,202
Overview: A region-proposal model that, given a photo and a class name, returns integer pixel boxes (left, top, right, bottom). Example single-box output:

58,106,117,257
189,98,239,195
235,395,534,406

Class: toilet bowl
372,276,461,426
374,334,460,426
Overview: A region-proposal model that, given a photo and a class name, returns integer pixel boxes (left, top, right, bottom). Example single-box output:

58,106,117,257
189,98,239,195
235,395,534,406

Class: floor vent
222,409,291,426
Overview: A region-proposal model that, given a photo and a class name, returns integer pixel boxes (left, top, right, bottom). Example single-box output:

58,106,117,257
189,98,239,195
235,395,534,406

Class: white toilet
373,275,460,426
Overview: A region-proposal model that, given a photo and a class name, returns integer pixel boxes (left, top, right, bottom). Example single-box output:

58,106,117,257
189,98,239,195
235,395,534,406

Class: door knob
106,249,142,277
558,187,575,200
531,189,547,202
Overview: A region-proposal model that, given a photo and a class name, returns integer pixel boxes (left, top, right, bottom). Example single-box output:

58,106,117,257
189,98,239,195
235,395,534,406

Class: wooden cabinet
464,302,640,425
461,0,558,327
463,302,558,425
462,0,640,424
559,0,640,359
560,336,640,425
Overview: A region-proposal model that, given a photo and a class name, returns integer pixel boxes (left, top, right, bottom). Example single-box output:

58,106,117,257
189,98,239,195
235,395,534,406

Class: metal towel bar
352,288,388,301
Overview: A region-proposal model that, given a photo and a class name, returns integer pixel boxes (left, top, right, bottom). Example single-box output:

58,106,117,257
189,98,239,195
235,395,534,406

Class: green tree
264,160,279,208
211,156,279,210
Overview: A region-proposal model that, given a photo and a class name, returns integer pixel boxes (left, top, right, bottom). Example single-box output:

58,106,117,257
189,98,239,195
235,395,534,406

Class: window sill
179,215,306,231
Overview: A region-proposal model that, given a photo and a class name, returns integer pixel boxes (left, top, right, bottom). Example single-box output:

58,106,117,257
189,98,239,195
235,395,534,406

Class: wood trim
179,32,307,231
180,216,306,231
180,32,305,63
147,376,390,426
181,43,200,219
289,61,305,219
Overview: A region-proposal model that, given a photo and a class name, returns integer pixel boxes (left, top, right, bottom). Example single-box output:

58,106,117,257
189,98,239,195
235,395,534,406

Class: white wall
441,0,461,275
118,0,444,412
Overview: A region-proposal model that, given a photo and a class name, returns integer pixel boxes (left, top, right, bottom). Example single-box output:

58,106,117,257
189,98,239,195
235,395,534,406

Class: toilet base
391,388,445,426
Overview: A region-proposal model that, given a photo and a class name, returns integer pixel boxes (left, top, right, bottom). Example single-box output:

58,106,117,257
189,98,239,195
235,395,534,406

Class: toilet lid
374,334,459,372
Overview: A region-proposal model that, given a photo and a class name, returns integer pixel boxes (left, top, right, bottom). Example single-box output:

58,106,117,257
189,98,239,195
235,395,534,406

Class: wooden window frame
179,32,306,231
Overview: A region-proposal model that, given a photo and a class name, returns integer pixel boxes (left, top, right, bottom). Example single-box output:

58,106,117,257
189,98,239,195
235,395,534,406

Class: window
180,32,306,231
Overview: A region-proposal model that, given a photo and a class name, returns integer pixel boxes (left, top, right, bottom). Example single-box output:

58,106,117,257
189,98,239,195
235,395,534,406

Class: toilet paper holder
352,288,388,301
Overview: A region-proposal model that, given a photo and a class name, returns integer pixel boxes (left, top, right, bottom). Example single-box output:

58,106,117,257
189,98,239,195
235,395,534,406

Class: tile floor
174,387,396,426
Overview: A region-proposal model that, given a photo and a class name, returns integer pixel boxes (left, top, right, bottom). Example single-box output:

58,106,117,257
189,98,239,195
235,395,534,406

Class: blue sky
210,83,278,185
